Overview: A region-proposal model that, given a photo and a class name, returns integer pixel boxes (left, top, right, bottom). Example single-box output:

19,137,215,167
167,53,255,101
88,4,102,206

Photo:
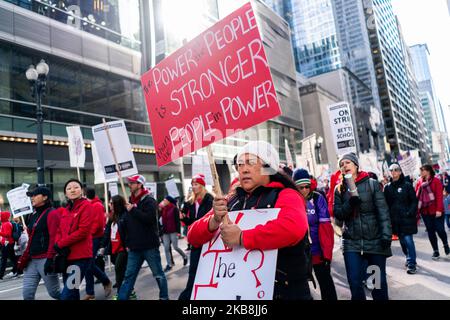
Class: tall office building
362,0,422,155
0,0,180,205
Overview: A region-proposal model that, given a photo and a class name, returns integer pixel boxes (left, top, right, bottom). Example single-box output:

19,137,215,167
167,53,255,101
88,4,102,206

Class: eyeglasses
389,169,400,172
298,185,311,190
237,158,260,168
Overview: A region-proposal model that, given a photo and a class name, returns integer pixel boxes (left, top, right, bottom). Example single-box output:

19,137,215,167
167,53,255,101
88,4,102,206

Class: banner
165,179,180,198
7,184,33,218
91,142,117,184
192,208,279,300
145,182,157,199
66,126,85,168
92,120,138,180
141,2,281,166
327,102,357,155
192,154,214,185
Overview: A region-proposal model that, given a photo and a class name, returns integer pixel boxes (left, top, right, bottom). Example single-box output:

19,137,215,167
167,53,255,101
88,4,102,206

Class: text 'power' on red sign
141,2,282,167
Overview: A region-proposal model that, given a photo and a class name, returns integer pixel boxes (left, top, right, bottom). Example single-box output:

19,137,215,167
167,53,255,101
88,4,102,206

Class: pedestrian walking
384,164,418,274
0,211,18,279
55,179,93,300
83,187,112,300
178,173,214,300
159,196,188,272
293,168,337,300
18,186,61,300
333,152,392,300
118,175,168,300
416,164,449,259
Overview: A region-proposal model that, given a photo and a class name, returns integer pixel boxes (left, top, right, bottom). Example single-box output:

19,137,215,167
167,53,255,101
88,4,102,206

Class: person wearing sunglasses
293,168,337,300
384,164,418,274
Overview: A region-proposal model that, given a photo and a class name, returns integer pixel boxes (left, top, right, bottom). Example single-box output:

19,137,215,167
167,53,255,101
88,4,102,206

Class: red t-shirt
110,222,124,254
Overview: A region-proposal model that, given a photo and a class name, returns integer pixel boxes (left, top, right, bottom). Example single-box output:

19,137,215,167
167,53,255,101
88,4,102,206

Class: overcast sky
391,0,450,123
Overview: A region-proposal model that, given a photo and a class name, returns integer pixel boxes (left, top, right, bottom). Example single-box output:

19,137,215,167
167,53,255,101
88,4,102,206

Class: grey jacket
334,175,392,256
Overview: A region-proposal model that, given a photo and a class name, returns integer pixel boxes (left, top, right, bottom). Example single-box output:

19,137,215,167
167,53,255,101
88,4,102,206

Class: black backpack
11,222,22,242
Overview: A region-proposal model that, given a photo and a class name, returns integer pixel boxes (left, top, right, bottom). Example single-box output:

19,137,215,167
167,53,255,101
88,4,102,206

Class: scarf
130,188,149,205
418,178,435,210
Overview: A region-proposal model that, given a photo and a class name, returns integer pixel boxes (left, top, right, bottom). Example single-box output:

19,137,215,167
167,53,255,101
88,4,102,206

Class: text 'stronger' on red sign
141,2,282,167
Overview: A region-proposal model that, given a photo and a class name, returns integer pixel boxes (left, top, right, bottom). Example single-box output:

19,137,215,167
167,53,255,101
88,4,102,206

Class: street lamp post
26,59,49,186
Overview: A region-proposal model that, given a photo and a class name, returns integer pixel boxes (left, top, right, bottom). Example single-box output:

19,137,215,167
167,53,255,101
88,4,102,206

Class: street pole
26,59,49,187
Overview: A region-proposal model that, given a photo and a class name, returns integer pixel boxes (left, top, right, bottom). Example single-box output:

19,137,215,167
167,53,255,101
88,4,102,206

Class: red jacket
90,197,106,239
55,198,93,261
415,176,444,215
0,211,13,245
187,182,309,251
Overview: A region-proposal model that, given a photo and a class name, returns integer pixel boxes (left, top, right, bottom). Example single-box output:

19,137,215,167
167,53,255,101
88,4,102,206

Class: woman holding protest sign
178,174,214,300
55,179,93,300
188,141,312,300
333,153,392,300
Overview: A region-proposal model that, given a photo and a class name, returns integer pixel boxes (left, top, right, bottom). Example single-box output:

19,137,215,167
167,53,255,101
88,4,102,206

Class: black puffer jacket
334,174,392,256
384,174,418,236
180,193,214,227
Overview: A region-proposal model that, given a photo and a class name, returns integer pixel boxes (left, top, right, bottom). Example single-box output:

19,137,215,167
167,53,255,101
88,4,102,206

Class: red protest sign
141,2,281,167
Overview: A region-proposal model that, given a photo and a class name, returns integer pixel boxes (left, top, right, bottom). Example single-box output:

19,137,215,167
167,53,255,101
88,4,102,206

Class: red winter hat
192,174,206,186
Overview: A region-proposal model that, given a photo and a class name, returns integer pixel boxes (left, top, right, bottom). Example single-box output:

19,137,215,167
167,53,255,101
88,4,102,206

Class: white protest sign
192,208,280,300
399,154,417,178
66,126,85,168
192,155,213,186
327,102,357,155
145,182,157,199
359,151,380,177
91,142,117,184
165,179,180,198
7,184,33,218
92,120,138,180
108,183,119,197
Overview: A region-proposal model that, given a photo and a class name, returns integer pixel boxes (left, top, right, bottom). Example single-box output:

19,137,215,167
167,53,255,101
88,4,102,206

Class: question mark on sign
243,249,264,288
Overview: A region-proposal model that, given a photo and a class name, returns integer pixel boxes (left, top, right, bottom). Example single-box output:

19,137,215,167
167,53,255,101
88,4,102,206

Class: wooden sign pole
206,145,229,224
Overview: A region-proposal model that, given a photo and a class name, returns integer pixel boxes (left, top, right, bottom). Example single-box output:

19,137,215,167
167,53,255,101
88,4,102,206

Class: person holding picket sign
18,186,61,300
55,179,93,300
178,174,214,300
293,168,337,300
188,141,312,300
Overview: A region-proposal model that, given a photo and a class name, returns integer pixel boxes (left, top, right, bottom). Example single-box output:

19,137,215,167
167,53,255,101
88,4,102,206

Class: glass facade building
0,0,181,206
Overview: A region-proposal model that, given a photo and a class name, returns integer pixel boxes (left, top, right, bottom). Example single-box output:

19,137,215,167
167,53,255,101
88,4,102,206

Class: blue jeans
85,237,111,296
61,259,90,300
118,248,168,300
399,235,417,268
445,215,450,230
343,252,389,300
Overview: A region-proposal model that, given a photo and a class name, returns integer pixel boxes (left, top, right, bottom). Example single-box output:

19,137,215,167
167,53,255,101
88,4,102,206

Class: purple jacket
306,192,331,258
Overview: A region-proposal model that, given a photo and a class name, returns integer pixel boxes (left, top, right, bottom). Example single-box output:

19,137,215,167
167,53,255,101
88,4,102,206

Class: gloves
348,196,362,208
380,239,391,249
44,258,55,275
97,248,105,256
54,243,70,256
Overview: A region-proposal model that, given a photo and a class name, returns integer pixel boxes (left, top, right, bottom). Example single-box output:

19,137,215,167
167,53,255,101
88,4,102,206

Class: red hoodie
187,182,309,251
55,198,93,261
90,196,106,239
0,212,13,245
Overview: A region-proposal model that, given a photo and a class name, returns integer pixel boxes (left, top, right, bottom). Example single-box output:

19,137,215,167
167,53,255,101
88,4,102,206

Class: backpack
11,222,22,242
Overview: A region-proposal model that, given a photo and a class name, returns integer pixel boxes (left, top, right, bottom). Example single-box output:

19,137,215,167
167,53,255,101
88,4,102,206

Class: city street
0,224,449,300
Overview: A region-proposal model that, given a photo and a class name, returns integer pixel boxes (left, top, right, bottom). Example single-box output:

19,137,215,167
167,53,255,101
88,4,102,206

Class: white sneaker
4,272,14,279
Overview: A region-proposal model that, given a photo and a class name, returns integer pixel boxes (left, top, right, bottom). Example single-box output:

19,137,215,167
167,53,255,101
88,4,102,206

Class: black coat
101,209,126,255
180,193,214,227
121,194,160,251
384,175,418,236
334,175,392,256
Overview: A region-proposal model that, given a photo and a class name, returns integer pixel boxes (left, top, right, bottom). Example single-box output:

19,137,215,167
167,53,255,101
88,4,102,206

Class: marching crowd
0,140,449,300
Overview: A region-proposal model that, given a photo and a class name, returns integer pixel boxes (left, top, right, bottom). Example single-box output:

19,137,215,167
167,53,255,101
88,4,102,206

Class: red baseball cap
127,174,146,185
